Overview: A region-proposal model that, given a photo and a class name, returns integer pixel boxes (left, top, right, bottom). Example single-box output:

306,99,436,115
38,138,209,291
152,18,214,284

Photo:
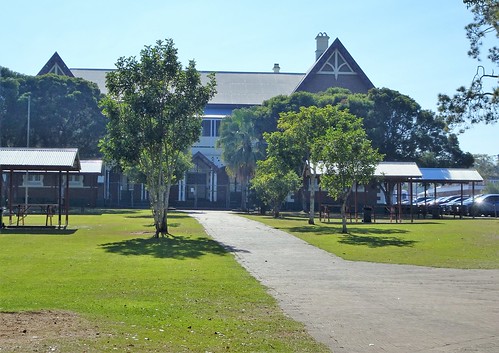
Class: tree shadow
339,234,417,248
0,227,77,235
287,225,409,236
100,235,233,259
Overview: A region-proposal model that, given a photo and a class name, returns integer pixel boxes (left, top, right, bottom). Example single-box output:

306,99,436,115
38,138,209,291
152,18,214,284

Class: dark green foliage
0,67,106,158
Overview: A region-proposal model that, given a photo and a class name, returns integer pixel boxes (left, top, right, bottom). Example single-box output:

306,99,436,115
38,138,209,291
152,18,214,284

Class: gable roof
37,52,75,77
65,37,375,105
294,38,374,94
71,68,304,105
0,148,80,171
374,162,422,180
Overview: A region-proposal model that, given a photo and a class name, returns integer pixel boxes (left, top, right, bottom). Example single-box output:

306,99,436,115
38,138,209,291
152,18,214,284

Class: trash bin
363,206,372,223
431,205,440,219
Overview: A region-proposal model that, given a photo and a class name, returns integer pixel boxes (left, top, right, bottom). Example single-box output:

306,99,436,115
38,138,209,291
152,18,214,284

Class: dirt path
189,211,499,353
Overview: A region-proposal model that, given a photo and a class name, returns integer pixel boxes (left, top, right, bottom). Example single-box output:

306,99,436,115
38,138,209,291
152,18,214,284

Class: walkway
189,211,499,353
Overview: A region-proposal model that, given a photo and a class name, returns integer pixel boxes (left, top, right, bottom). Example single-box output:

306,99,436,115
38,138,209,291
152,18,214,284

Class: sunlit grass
244,214,499,269
0,210,328,352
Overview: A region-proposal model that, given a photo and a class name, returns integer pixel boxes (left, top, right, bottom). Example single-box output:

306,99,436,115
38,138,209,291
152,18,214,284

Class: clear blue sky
1,0,497,156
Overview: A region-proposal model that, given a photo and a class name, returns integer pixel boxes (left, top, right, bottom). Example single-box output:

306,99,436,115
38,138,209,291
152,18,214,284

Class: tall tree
100,39,216,236
438,0,498,127
216,108,265,210
316,107,383,233
366,88,474,168
0,68,106,157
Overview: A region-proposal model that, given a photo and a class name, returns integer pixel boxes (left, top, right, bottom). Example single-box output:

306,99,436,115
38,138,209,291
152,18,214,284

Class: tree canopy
317,106,383,233
100,39,216,236
438,0,499,127
251,156,301,218
216,108,265,210
0,67,106,157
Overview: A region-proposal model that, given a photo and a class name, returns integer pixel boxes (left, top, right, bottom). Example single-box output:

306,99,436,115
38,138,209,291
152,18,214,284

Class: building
37,33,375,209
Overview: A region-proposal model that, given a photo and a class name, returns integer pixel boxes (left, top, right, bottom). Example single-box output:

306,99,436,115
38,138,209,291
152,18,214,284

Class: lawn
244,214,499,269
0,210,329,352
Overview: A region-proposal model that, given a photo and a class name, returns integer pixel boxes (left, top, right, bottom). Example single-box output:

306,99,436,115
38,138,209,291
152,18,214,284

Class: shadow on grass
284,224,416,248
339,234,417,248
100,235,236,259
287,225,410,236
0,227,77,235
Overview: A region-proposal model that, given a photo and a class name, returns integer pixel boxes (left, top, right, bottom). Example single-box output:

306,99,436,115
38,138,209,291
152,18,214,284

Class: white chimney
315,32,330,60
273,63,280,73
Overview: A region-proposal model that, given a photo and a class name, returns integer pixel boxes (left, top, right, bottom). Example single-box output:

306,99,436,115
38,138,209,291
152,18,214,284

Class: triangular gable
37,52,75,77
294,38,374,94
192,151,219,171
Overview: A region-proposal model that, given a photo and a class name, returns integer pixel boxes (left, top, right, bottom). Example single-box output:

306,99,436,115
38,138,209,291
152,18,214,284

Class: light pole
25,94,30,207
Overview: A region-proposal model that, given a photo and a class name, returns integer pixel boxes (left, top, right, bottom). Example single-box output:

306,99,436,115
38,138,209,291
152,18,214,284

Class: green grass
0,211,329,352
243,214,499,269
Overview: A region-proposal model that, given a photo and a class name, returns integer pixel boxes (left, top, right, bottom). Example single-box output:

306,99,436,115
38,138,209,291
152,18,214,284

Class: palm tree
216,108,265,210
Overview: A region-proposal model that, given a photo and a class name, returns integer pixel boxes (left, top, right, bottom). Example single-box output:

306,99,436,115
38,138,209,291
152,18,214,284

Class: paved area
189,211,499,353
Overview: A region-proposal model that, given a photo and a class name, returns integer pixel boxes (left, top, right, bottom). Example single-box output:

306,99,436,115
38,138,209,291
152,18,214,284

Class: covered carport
418,168,484,219
373,162,423,223
0,148,81,230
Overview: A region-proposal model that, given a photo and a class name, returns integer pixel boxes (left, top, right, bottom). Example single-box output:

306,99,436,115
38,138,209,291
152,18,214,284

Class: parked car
469,194,499,217
440,196,469,215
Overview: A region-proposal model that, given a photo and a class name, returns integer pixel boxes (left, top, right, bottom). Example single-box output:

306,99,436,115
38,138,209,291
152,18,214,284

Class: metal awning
0,148,81,171
419,168,483,183
374,162,422,180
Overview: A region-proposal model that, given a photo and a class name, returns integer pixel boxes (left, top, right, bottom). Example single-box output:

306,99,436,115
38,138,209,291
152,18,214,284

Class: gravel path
189,210,499,353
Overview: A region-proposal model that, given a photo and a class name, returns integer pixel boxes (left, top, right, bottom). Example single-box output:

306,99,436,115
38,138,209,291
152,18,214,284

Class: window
201,119,221,137
68,175,84,187
22,174,43,186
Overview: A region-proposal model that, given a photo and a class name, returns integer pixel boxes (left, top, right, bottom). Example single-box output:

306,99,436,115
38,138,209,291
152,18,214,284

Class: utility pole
25,94,30,207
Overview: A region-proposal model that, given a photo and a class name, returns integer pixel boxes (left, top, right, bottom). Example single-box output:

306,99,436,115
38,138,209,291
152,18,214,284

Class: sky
1,0,497,157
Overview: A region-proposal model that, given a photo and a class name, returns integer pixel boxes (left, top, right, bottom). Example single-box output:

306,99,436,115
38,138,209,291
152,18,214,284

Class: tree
366,88,474,168
216,108,265,210
438,0,499,127
0,68,106,157
316,107,383,233
266,105,339,224
251,157,301,218
100,39,216,237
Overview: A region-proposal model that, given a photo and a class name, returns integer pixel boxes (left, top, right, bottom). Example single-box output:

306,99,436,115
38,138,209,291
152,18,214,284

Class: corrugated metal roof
374,162,422,179
71,68,304,105
79,160,103,174
419,168,483,182
201,72,304,105
0,148,80,171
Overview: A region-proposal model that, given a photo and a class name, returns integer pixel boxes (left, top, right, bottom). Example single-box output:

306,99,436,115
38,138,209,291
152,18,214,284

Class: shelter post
58,171,62,228
410,179,414,223
0,167,3,231
65,171,69,227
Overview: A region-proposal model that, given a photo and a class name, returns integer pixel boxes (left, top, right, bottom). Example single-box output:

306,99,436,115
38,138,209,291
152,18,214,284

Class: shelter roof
374,162,422,179
419,168,483,183
0,148,80,171
78,160,103,174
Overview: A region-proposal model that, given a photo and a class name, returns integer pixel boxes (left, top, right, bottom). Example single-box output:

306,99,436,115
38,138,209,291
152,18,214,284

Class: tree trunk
273,201,280,218
308,167,316,225
340,189,353,234
241,175,247,211
341,199,348,233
